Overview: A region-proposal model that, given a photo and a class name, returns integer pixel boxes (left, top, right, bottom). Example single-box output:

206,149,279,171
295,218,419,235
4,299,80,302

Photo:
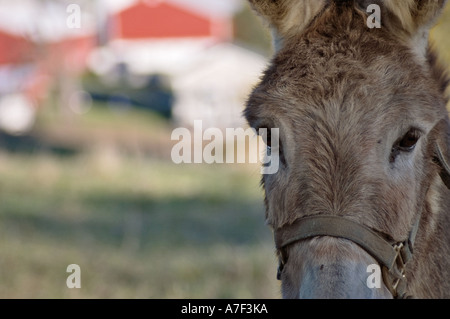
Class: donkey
245,0,450,298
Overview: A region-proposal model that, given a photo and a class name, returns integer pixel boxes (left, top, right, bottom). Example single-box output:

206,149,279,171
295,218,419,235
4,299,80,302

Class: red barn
113,0,232,41
0,30,34,65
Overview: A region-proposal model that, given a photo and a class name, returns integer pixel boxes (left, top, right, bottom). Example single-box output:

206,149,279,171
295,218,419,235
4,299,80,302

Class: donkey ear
247,0,327,49
432,119,450,189
378,0,448,37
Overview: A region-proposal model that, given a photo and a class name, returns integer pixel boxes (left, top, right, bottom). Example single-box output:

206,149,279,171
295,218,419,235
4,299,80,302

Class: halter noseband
274,214,420,298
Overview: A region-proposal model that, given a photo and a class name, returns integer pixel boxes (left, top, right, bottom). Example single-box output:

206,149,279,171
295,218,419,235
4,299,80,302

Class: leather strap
436,143,450,189
274,215,420,298
275,215,408,271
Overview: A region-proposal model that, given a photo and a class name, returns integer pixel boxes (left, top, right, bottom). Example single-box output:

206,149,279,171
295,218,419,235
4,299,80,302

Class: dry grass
0,105,279,298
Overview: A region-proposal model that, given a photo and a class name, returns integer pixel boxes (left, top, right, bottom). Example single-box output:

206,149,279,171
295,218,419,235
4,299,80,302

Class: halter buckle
383,241,410,298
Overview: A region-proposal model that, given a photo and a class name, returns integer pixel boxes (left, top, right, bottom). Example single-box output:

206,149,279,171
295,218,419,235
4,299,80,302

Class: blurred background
0,0,448,298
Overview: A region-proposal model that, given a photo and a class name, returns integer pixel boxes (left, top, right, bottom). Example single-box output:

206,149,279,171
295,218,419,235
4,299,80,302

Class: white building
171,42,267,129
89,0,268,129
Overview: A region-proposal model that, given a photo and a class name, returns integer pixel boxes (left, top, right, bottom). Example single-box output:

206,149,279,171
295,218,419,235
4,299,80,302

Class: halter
274,143,450,299
275,215,419,298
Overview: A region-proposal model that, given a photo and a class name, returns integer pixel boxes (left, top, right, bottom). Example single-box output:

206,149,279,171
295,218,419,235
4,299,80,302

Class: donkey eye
258,127,272,147
264,130,273,156
266,130,272,148
398,129,421,152
258,126,286,167
389,128,421,164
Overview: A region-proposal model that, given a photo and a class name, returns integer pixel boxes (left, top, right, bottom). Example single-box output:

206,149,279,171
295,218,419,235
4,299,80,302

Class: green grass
0,109,279,298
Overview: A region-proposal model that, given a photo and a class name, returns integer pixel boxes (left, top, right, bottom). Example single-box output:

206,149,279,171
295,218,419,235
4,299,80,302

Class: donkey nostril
320,264,324,271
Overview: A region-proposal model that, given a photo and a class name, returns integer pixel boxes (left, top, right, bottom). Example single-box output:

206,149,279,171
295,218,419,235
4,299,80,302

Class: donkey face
246,0,450,298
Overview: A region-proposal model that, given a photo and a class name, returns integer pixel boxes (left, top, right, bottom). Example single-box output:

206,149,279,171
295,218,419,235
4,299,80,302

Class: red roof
45,35,95,73
0,30,33,65
115,1,231,40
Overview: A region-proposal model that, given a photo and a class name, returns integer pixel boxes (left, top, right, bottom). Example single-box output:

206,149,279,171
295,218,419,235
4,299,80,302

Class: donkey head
245,0,450,298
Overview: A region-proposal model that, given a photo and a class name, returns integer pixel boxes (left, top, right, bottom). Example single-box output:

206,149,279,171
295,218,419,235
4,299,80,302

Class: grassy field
0,106,279,299
1,4,449,299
